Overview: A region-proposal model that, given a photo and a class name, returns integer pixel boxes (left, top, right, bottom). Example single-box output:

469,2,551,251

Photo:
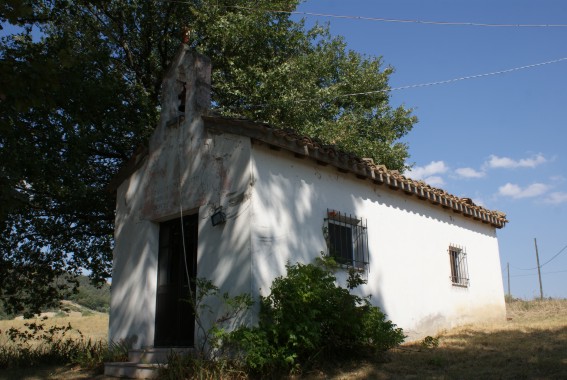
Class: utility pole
507,262,511,299
534,238,544,300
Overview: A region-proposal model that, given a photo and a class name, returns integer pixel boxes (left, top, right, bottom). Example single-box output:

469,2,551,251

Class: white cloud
407,161,448,180
407,161,448,187
455,167,485,179
545,192,567,204
550,175,566,184
498,183,549,199
424,176,445,187
486,154,547,169
472,198,485,207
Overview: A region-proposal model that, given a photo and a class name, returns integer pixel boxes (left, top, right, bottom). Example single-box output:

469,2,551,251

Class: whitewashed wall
110,47,505,348
112,128,506,347
249,143,506,340
110,181,159,349
110,129,256,348
109,49,255,348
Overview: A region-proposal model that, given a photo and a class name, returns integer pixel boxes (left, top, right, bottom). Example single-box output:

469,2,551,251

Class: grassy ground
306,299,567,379
0,311,109,343
0,311,111,380
1,299,566,379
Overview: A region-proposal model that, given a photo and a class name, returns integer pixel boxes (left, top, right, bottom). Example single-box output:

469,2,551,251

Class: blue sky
296,0,567,299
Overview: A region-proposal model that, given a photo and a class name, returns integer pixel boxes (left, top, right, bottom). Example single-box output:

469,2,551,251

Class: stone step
104,362,160,379
128,347,193,363
104,347,194,379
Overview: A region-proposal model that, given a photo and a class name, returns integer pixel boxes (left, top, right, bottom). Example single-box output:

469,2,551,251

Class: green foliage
228,260,405,375
67,276,110,313
0,275,110,319
1,0,417,314
0,1,42,26
156,268,403,378
421,335,440,349
0,320,126,371
159,350,247,380
187,278,254,357
0,306,12,320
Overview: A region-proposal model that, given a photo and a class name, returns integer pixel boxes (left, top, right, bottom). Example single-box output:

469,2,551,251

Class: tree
0,0,417,315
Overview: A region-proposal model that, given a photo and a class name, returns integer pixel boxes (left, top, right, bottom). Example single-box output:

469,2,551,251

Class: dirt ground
304,299,567,379
1,299,566,379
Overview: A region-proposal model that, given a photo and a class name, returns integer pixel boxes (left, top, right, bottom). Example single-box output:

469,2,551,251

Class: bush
0,301,14,320
156,258,404,378
229,259,405,375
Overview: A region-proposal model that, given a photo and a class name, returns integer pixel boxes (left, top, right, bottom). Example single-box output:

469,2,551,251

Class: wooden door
154,214,197,347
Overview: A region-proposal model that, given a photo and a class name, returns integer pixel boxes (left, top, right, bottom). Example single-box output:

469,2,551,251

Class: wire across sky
228,6,567,28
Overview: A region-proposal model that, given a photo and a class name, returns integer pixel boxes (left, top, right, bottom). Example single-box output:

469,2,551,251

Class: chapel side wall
249,144,505,340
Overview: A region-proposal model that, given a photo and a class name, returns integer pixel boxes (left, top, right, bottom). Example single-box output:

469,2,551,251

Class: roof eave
203,114,508,229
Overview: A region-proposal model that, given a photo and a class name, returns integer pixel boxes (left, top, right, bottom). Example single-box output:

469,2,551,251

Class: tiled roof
203,114,508,229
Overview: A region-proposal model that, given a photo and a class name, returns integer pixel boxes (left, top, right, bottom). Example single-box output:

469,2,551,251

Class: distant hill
67,275,111,313
0,275,110,320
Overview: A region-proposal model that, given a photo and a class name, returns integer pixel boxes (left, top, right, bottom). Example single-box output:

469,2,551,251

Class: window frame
448,245,469,287
325,209,369,269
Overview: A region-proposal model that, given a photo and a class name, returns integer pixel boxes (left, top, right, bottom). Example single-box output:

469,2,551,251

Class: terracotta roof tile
203,114,508,229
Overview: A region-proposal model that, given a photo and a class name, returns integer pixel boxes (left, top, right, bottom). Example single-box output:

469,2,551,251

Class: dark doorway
154,214,198,347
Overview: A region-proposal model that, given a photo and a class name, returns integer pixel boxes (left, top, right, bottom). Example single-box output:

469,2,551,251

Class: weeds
189,277,254,358
158,351,247,380
0,319,127,371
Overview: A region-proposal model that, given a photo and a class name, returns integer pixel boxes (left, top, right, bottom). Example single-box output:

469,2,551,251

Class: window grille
325,209,369,269
449,245,469,287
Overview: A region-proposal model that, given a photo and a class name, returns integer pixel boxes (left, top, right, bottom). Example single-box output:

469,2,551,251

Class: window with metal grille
325,209,368,269
449,245,469,287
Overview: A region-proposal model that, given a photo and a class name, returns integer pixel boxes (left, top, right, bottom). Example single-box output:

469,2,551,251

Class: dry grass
2,300,567,379
306,299,567,379
0,364,113,380
0,312,109,344
0,312,111,380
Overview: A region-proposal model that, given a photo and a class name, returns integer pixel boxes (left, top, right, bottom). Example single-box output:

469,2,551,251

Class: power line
540,244,567,267
511,269,567,278
352,57,567,96
509,264,530,271
241,57,567,106
227,6,567,28
158,1,567,28
510,243,567,271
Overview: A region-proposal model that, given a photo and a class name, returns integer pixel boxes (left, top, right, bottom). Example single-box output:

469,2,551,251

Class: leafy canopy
0,0,416,314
